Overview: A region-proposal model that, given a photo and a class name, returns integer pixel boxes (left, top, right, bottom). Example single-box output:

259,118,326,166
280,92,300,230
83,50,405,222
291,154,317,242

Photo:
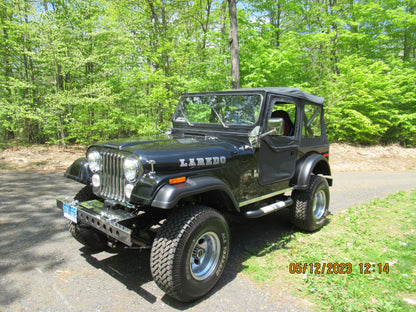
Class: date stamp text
289,262,390,274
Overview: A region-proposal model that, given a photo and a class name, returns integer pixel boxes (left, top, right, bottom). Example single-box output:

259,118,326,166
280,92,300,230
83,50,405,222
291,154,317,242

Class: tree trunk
271,3,282,47
228,0,239,89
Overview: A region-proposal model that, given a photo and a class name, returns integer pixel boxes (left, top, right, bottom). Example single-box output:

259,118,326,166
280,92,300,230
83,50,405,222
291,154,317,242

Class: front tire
291,175,330,232
150,205,230,302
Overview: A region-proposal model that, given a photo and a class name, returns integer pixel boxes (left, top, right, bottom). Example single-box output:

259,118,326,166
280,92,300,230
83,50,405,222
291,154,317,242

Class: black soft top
237,87,325,105
184,87,325,105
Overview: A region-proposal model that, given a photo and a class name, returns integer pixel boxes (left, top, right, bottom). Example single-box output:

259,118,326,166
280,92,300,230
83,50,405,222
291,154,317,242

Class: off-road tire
68,186,108,252
150,205,230,302
291,175,330,232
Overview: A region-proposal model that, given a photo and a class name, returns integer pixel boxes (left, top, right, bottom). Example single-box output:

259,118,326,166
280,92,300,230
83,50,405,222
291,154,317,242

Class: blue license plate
63,203,77,223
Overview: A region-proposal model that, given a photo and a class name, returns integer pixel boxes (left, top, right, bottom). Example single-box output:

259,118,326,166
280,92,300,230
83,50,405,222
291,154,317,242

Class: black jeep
57,87,332,302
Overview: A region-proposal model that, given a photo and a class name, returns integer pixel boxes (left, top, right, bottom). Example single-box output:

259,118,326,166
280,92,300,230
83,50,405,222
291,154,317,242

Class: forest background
1,0,415,147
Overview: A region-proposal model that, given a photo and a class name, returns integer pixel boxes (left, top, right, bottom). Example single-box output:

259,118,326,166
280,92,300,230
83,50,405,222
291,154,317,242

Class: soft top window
270,103,296,136
302,104,322,139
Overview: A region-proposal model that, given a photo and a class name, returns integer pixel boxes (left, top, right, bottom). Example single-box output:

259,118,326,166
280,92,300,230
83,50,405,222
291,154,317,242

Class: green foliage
323,57,416,146
239,0,416,146
0,0,415,146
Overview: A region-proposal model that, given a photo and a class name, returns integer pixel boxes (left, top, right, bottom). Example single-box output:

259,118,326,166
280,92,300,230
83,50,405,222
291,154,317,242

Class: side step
244,198,293,218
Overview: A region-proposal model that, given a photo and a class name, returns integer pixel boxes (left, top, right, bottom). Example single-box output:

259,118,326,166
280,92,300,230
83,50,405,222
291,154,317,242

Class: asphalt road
1,170,415,312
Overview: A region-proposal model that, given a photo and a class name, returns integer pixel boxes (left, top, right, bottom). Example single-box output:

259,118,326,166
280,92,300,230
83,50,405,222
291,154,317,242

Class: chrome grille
99,152,125,202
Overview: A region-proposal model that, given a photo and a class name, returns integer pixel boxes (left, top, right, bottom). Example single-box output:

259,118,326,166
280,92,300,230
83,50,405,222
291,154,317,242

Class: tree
228,0,239,89
0,0,415,146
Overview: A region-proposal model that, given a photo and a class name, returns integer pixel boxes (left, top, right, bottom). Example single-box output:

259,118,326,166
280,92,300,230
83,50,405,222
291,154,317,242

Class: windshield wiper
178,106,194,126
210,105,229,128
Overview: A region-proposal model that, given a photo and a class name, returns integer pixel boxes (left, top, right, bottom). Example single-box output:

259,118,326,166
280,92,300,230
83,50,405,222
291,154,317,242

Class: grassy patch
241,190,416,311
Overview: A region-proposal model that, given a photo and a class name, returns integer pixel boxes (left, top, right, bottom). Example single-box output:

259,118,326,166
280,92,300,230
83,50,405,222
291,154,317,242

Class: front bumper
57,198,135,246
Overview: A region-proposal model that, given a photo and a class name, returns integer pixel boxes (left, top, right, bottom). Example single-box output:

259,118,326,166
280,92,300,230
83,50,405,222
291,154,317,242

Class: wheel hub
313,189,326,219
190,232,221,281
195,248,205,259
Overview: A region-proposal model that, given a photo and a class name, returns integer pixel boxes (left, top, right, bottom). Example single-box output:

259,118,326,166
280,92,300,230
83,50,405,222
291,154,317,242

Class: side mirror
267,118,285,135
258,118,285,139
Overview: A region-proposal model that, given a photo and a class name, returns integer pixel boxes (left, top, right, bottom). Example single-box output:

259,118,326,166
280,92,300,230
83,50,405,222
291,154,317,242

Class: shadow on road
81,248,157,303
0,171,80,307
76,207,302,309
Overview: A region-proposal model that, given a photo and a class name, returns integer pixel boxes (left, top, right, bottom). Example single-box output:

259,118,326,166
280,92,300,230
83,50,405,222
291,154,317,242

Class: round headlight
87,150,101,173
124,156,141,182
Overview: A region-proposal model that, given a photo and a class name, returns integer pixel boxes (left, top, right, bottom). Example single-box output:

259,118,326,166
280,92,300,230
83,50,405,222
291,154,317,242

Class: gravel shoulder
329,143,416,172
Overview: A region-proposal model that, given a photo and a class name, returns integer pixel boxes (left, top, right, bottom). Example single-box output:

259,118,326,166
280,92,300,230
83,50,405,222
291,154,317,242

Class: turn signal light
169,177,187,185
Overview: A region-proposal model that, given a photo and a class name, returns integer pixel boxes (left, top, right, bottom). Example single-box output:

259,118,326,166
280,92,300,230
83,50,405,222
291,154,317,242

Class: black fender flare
64,157,91,185
292,153,332,190
151,176,239,211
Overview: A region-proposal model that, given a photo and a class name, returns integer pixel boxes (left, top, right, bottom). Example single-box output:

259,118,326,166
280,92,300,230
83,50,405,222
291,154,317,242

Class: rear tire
291,175,330,232
150,205,230,302
68,186,108,252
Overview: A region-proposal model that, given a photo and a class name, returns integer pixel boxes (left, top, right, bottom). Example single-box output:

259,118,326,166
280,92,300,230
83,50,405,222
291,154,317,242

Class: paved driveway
0,170,415,311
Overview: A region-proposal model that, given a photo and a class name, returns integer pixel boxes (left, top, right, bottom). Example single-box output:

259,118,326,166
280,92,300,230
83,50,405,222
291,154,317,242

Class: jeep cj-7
57,87,332,302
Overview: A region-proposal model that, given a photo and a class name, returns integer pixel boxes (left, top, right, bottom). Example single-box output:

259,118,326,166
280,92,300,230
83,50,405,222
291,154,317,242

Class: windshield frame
172,91,265,129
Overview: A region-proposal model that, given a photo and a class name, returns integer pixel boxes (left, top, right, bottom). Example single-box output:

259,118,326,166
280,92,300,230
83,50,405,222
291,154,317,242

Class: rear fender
292,154,332,190
64,157,91,185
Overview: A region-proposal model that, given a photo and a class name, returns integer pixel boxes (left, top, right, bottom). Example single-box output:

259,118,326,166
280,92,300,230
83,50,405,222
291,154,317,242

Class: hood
92,135,244,173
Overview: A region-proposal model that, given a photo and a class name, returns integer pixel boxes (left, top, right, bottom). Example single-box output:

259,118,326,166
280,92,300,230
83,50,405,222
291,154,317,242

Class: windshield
173,94,262,126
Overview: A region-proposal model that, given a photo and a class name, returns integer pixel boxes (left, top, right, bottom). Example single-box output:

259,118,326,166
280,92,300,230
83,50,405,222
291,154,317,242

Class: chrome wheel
190,231,221,281
313,189,326,219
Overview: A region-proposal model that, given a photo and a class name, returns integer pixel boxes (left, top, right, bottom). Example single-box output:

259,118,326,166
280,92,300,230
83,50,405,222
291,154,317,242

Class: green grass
241,190,416,311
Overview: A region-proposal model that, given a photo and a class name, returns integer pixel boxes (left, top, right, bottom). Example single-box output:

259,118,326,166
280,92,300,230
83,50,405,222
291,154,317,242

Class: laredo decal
179,156,226,168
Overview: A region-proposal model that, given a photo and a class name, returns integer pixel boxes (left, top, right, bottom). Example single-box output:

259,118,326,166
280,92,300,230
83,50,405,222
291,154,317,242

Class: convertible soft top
185,87,325,106
235,87,325,105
